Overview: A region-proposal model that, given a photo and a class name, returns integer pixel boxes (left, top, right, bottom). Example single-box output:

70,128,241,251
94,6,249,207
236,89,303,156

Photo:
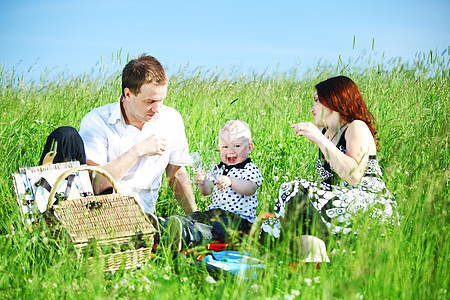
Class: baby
195,119,263,224
154,120,264,251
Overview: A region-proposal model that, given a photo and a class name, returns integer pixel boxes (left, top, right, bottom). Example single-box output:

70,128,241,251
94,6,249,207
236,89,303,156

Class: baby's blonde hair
219,120,252,143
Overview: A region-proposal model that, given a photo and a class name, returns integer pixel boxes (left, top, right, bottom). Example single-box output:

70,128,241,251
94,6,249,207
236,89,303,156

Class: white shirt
79,98,190,213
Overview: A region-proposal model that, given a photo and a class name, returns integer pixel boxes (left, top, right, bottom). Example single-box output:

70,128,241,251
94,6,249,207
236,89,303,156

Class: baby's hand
215,175,232,191
195,170,207,185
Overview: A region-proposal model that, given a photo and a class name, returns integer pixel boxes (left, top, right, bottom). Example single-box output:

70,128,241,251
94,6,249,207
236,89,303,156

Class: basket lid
53,193,156,244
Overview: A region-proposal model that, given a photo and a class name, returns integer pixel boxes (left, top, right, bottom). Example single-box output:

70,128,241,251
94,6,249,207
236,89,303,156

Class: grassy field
0,51,448,299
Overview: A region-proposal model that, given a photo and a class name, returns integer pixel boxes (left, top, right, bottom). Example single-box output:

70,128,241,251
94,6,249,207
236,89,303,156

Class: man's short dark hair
122,54,168,96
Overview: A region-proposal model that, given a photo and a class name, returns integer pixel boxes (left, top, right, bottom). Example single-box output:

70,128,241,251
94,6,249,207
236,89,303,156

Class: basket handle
47,165,120,209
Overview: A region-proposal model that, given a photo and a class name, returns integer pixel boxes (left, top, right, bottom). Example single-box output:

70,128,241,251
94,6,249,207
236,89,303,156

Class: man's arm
166,164,197,214
87,148,141,193
88,135,167,193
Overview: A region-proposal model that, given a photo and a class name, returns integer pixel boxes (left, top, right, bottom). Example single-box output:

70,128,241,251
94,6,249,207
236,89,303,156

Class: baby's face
218,132,253,166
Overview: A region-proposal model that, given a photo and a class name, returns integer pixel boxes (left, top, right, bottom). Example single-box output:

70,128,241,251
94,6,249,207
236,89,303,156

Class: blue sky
1,0,449,80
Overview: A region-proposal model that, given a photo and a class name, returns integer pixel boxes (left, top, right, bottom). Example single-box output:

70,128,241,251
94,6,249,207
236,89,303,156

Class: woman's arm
292,120,375,186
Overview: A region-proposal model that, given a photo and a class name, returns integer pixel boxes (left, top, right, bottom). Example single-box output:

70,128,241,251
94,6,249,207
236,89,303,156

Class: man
79,54,197,214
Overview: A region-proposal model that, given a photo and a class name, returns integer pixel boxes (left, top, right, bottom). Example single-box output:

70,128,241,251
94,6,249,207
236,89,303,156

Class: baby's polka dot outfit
207,158,263,223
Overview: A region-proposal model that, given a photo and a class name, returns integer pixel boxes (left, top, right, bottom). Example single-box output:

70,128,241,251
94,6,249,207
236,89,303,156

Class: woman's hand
291,122,326,145
292,120,376,186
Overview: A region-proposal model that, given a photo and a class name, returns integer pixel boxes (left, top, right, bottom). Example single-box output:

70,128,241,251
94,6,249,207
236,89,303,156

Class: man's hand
134,135,167,157
88,135,167,194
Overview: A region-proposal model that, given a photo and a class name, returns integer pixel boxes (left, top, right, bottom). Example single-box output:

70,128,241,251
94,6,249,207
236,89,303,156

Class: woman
261,76,398,258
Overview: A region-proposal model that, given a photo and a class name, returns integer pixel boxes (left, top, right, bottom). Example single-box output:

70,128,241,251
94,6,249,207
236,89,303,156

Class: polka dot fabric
207,160,263,223
261,128,399,239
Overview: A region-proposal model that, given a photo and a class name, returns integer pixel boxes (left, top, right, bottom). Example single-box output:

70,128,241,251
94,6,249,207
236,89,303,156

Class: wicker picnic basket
42,165,157,272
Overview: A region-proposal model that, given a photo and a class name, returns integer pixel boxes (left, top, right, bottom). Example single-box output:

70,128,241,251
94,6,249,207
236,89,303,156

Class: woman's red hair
315,76,379,149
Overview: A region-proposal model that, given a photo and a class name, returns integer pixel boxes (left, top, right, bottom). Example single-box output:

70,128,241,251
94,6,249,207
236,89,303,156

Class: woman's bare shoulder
346,120,376,153
347,120,371,135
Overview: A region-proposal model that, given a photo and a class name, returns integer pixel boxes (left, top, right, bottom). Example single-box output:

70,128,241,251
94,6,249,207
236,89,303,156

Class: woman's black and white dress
261,128,399,240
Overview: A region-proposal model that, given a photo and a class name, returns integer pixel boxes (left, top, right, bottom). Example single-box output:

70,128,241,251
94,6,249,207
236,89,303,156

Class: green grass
0,51,448,299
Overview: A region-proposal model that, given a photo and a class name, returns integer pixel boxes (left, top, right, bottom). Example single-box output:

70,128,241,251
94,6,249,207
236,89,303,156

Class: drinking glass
203,161,220,182
189,152,202,173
